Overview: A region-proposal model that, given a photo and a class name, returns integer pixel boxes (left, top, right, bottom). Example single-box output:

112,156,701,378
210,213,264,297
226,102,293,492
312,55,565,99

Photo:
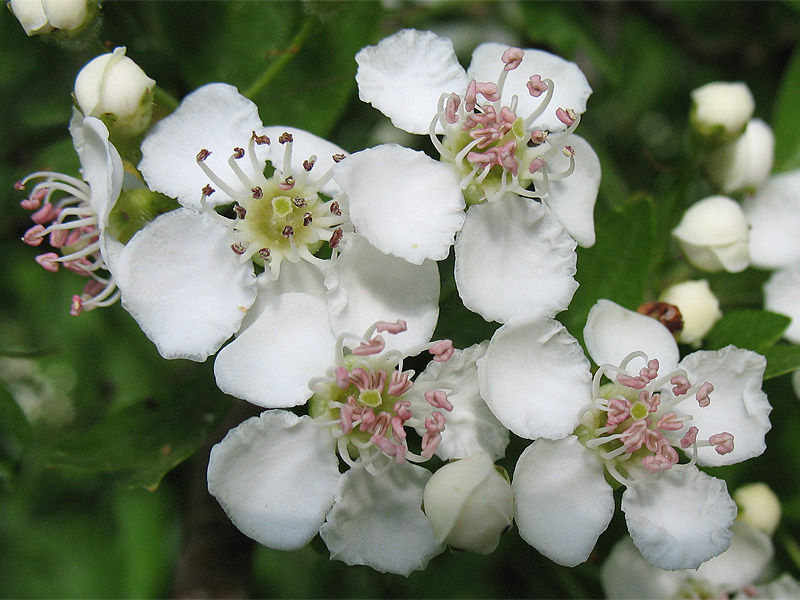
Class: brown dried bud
637,301,684,337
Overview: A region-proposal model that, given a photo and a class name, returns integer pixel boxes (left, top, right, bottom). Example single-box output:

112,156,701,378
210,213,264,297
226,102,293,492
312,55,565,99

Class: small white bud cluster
690,81,754,145
8,0,97,39
659,280,722,346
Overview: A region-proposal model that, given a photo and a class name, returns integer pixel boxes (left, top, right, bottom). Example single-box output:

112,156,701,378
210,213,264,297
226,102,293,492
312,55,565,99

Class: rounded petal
213,288,336,409
139,83,269,209
115,208,257,361
542,135,600,247
356,29,468,134
261,125,348,197
695,521,773,591
513,436,614,567
416,341,509,461
601,537,686,600
333,145,465,264
467,43,592,131
584,299,680,374
325,234,440,353
744,170,800,269
319,462,443,575
455,196,578,323
479,317,591,440
764,263,800,343
207,410,339,551
622,467,737,570
75,116,124,228
671,347,771,467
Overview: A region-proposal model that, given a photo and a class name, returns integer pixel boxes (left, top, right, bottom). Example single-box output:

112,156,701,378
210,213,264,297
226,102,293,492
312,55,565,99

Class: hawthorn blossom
207,321,507,575
18,112,123,316
342,29,601,323
478,299,772,570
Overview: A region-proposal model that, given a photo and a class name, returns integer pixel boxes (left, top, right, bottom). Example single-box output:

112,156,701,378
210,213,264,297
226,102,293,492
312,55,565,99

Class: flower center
430,47,579,205
308,320,456,476
575,351,734,487
196,131,346,278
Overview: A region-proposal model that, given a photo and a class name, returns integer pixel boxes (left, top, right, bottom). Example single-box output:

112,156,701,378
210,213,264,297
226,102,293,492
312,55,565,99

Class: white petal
213,289,336,409
671,347,771,467
455,196,578,323
542,135,600,247
695,522,773,591
356,29,468,135
513,436,614,567
601,537,686,600
479,317,591,440
622,467,737,570
748,573,800,599
744,170,800,269
115,208,257,361
584,299,680,374
319,462,443,575
764,263,800,343
416,342,509,461
467,43,592,131
207,410,339,551
324,234,440,353
261,126,348,197
139,83,269,209
333,145,465,264
75,116,123,228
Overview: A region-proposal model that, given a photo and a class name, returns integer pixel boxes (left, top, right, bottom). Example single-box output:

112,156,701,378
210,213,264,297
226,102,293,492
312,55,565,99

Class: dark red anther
197,149,211,161
282,225,294,237
258,248,271,260
252,131,270,145
292,197,307,208
329,201,342,216
303,158,316,171
234,204,247,219
303,212,312,226
279,132,294,144
231,242,246,255
251,186,263,199
202,184,215,196
332,153,346,163
329,227,343,249
233,147,245,159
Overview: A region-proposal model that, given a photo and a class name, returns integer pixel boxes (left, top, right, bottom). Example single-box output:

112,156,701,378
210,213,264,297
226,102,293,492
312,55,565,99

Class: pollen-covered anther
196,148,211,162
258,248,271,260
278,132,293,144
332,153,346,163
251,131,270,145
292,197,307,208
303,156,317,171
232,147,245,159
231,242,246,255
251,186,263,199
233,204,247,219
281,225,294,238
556,108,577,127
637,301,684,336
501,47,525,71
202,184,215,196
527,74,548,97
429,339,455,362
303,212,313,226
14,180,26,191
563,145,575,158
278,176,295,191
329,201,342,216
329,227,343,249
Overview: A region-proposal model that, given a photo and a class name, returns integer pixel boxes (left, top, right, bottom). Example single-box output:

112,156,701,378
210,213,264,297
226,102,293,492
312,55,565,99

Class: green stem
153,86,179,112
243,15,316,100
781,533,800,572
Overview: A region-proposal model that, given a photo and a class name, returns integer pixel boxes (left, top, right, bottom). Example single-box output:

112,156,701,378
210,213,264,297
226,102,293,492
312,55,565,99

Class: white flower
18,111,123,316
734,483,781,537
8,0,95,37
348,29,601,322
659,279,722,346
423,451,513,554
74,47,156,140
690,81,755,145
705,118,775,194
601,521,774,599
744,169,800,270
207,322,505,575
478,299,772,570
672,195,750,273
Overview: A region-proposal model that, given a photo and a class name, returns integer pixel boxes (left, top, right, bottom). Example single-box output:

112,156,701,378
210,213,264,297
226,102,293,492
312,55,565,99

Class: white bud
423,452,513,554
8,0,96,38
690,81,755,145
705,119,775,195
74,47,155,139
672,195,750,273
659,280,722,346
734,483,781,536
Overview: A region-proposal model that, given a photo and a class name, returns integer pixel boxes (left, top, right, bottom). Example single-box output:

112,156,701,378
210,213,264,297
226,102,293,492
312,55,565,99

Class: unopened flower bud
659,280,722,346
74,47,155,141
8,0,98,39
672,195,750,273
705,119,775,194
690,81,755,146
423,452,513,554
734,483,781,536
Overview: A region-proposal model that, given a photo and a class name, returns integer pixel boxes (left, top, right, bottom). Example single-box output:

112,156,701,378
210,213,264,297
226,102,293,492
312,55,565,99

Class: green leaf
705,310,790,354
561,196,655,341
48,376,230,490
763,343,800,379
0,383,32,488
773,45,800,172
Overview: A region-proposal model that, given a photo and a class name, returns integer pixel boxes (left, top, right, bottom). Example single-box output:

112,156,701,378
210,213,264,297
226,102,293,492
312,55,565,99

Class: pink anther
31,203,59,225
352,336,386,356
339,403,354,434
335,366,350,389
499,106,517,126
501,47,525,71
643,427,664,453
421,412,446,459
14,180,26,191
530,130,547,145
445,93,461,124
556,107,577,126
563,145,575,158
371,434,406,463
680,426,699,449
639,359,659,382
390,415,407,441
670,374,691,396
20,196,41,210
70,295,83,317
375,320,408,334
49,228,69,248
526,74,548,97
656,412,684,431
64,258,92,275
497,141,519,175
22,224,47,246
83,279,105,297
605,397,631,427
373,412,391,437
617,373,647,390
393,400,412,421
640,390,661,412
359,408,377,431
429,339,455,362
424,389,453,412
36,252,60,272
621,419,650,453
528,158,546,174
642,439,679,473
695,382,714,407
278,177,295,191
710,432,734,455
387,371,412,396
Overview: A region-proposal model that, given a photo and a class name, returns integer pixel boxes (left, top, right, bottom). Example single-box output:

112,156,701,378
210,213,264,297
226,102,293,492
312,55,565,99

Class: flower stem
153,86,180,112
243,15,316,100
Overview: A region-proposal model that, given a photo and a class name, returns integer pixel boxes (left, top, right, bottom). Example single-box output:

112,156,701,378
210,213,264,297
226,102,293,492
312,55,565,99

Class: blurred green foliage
1,1,800,598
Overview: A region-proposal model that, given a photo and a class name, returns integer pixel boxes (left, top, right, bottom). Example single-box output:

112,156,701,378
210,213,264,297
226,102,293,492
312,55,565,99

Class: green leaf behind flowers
0,384,32,489
773,45,800,172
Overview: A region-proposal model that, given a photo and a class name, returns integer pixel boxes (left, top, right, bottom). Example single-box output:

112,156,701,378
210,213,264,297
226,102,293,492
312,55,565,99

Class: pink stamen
375,320,408,334
641,390,661,412
680,426,699,449
339,402,354,434
501,47,524,71
528,157,546,174
670,374,691,396
621,419,650,453
49,228,70,248
63,258,92,275
424,389,453,412
387,371,412,396
421,411,446,459
20,196,41,210
617,373,646,390
31,203,59,225
710,432,734,455
22,224,47,246
605,397,631,427
526,74,548,97
335,366,350,389
556,107,577,126
394,400,412,421
390,415,407,441
429,339,454,362
352,336,386,356
36,252,60,272
696,382,714,407
639,359,659,382
656,412,684,431
70,295,83,317
530,130,547,145
445,93,460,124
642,439,679,473
83,279,105,297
